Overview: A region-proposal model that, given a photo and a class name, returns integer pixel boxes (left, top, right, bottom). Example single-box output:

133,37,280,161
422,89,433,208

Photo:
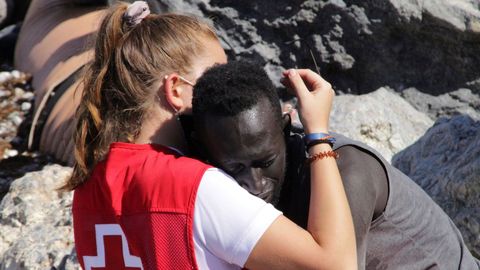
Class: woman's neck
135,109,189,154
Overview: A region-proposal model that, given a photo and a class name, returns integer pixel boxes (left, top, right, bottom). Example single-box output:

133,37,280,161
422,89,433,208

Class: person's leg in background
12,0,167,164
14,0,105,164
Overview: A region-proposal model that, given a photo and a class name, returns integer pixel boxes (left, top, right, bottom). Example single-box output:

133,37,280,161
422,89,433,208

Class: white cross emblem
83,224,144,270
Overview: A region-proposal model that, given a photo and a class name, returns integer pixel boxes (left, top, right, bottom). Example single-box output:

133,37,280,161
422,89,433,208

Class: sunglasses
178,76,195,86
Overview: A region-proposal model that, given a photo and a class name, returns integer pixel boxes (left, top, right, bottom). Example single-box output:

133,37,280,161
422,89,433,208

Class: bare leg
14,0,105,164
15,0,103,94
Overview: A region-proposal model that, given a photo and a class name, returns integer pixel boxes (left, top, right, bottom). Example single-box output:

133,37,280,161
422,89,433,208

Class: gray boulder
401,87,480,121
0,164,79,270
0,1,6,27
330,87,433,161
391,0,480,32
393,116,480,258
148,0,480,95
7,0,479,94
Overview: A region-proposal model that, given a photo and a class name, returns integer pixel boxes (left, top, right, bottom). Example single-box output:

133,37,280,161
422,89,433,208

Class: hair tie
124,1,151,27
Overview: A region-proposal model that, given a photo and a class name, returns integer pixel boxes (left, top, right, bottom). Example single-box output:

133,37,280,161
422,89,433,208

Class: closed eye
253,157,276,169
226,164,245,176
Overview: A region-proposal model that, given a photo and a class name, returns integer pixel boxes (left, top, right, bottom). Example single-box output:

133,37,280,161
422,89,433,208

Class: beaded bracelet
306,150,339,165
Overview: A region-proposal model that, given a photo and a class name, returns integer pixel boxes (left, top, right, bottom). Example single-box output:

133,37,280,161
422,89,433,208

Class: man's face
197,98,287,204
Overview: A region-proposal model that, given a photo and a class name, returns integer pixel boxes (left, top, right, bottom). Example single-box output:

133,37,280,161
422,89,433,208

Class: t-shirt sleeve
193,168,282,267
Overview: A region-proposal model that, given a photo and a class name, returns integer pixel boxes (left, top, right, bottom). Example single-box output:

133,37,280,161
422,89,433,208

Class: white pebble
21,102,32,111
0,90,11,97
22,92,34,100
11,70,21,79
0,72,13,84
14,87,25,97
10,114,23,126
4,149,18,158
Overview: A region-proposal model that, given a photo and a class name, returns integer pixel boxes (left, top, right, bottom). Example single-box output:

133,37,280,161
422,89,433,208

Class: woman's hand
281,69,334,134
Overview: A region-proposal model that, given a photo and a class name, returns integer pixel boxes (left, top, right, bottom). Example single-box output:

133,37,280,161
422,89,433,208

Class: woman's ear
163,73,186,113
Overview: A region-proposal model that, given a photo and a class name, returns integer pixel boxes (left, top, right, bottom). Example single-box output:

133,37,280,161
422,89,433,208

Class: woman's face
181,38,228,113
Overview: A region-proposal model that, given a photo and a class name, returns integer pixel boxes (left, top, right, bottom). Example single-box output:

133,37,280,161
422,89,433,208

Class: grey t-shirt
278,132,479,269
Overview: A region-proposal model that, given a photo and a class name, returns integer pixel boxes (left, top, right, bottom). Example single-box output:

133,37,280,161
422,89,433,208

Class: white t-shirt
193,168,282,269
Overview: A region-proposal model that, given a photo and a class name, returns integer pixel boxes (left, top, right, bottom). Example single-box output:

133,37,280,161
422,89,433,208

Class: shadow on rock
393,115,480,258
192,0,480,95
0,154,54,201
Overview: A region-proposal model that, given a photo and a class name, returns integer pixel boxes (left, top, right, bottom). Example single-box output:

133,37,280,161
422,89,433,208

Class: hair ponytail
64,4,127,190
63,2,218,190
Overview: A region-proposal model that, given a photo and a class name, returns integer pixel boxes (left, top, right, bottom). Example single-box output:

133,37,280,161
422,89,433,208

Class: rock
282,87,435,161
0,0,7,27
13,87,23,97
329,87,434,161
0,155,54,200
0,71,13,84
0,90,9,98
388,0,478,30
0,164,79,269
154,0,480,95
0,69,33,158
21,91,33,100
8,112,22,126
392,116,480,257
2,148,16,158
10,70,20,79
401,87,480,121
3,0,479,93
20,101,30,111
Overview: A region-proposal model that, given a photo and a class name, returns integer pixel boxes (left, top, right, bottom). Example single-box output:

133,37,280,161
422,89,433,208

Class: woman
30,1,357,269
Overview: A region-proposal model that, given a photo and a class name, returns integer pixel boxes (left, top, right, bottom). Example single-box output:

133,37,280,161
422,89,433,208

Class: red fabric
73,143,211,270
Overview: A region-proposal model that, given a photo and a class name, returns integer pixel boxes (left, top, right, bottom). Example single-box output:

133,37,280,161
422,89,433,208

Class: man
191,61,480,269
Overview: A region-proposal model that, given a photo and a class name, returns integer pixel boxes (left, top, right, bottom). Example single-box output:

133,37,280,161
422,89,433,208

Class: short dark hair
192,61,282,123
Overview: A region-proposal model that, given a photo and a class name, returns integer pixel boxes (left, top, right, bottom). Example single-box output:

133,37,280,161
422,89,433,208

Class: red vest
73,143,211,270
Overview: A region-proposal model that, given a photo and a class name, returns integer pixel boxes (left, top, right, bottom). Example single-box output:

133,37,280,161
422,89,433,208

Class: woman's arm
244,69,357,269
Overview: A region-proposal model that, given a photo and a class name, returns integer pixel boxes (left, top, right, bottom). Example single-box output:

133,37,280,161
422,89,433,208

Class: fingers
282,68,333,97
280,68,334,134
282,69,310,101
296,69,331,93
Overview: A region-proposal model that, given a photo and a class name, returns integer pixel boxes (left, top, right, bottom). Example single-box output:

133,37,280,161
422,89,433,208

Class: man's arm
336,145,389,270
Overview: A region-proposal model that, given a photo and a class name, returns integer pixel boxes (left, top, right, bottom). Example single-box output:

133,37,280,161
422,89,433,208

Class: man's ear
282,113,292,134
163,73,184,112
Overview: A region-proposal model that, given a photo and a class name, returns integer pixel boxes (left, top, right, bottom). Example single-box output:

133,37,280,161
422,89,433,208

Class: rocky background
0,0,479,269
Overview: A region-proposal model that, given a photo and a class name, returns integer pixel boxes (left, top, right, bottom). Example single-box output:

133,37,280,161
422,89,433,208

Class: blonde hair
64,2,218,190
